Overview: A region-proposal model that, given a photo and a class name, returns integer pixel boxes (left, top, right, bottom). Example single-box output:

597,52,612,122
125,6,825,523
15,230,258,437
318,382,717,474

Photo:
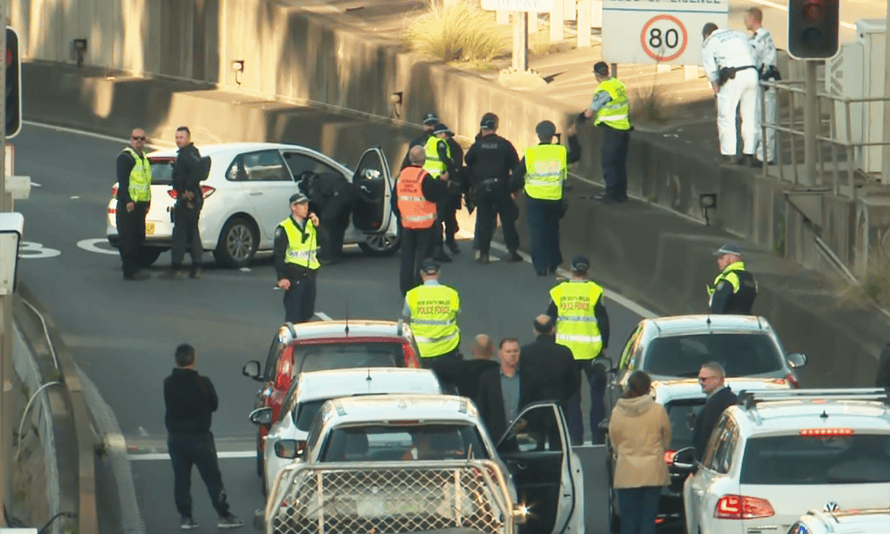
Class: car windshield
293,342,403,376
320,424,488,462
740,433,890,485
149,158,175,185
644,334,784,377
665,399,703,452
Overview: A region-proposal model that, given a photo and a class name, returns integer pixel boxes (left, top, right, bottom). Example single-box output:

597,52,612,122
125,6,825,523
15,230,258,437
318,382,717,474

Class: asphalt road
11,121,649,533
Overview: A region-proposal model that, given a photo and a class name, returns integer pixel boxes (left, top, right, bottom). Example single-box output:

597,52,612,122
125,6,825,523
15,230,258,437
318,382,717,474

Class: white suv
787,508,890,534
107,143,399,267
679,389,890,534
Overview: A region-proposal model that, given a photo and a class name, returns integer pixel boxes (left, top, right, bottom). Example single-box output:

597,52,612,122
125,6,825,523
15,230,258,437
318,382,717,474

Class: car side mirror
274,439,306,459
242,360,262,381
598,356,616,374
671,446,696,471
249,407,273,426
787,352,808,368
598,419,610,434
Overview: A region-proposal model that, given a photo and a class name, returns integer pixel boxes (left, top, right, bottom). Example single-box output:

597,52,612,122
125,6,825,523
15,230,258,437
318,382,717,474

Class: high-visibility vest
422,136,451,178
549,280,605,360
523,144,567,201
396,166,437,229
707,260,757,314
122,147,152,202
406,284,461,358
594,78,632,131
278,217,321,270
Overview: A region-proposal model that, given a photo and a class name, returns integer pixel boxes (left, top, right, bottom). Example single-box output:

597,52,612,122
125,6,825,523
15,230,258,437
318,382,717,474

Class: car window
294,399,327,431
148,158,175,185
741,433,890,485
320,424,488,462
710,418,738,474
665,399,704,452
293,342,404,375
499,404,563,454
283,152,341,181
644,333,785,377
619,326,642,369
264,336,288,382
241,150,291,182
702,413,731,469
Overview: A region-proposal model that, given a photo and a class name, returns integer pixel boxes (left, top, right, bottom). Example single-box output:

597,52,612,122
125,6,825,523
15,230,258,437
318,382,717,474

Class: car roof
296,368,441,402
146,142,320,159
729,399,890,434
323,394,480,426
643,314,772,336
652,377,791,404
284,320,411,342
800,508,890,531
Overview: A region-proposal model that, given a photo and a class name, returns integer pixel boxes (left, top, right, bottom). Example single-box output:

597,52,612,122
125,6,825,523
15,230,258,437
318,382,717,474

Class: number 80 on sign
640,15,688,63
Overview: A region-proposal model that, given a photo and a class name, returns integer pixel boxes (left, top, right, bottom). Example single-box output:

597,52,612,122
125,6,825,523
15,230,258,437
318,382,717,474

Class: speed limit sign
602,1,728,65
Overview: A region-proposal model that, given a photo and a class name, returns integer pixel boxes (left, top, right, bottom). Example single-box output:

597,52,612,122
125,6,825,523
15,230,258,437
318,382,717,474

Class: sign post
482,0,555,73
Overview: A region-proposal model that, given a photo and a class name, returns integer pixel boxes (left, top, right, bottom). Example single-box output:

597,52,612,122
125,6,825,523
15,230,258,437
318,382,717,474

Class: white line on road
315,311,333,321
22,120,173,149
70,195,80,199
128,451,256,461
748,0,857,30
77,238,119,255
30,181,41,187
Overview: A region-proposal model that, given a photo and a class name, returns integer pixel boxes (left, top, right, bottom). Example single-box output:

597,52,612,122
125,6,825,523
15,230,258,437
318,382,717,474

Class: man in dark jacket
400,112,439,170
693,362,738,461
876,343,890,388
442,128,465,256
164,126,206,279
521,315,580,415
476,338,531,441
302,171,356,264
429,334,498,399
164,344,243,529
116,127,152,280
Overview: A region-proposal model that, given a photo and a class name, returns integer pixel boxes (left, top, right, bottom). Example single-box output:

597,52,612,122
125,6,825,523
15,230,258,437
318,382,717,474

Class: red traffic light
802,0,824,22
788,0,839,59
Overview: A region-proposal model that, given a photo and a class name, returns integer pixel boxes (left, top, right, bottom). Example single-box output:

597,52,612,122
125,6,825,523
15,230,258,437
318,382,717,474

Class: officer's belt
478,178,501,187
411,318,454,326
558,316,599,323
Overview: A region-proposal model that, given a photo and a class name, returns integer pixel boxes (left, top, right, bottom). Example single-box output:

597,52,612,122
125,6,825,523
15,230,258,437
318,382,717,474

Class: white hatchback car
680,389,890,534
787,508,890,534
249,367,443,495
107,143,399,267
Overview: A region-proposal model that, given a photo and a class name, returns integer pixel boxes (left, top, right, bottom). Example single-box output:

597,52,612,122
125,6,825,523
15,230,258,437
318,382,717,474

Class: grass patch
629,83,670,124
529,20,553,56
404,0,510,64
838,247,890,308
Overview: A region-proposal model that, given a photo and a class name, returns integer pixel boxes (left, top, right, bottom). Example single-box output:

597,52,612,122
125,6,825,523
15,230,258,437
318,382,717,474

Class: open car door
351,147,393,234
497,402,584,534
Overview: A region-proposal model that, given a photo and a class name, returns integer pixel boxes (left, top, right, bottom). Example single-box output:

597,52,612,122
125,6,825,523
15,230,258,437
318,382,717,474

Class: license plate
145,223,156,236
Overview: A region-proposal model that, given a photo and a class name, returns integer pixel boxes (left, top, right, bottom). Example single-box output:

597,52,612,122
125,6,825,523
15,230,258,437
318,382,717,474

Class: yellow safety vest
549,280,605,360
122,147,152,202
594,78,632,131
523,144,567,201
278,217,321,270
422,136,451,178
707,260,746,296
406,284,461,358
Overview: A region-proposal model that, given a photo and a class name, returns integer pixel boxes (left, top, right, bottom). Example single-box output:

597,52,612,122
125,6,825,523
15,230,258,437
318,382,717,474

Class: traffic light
788,0,839,59
6,27,21,138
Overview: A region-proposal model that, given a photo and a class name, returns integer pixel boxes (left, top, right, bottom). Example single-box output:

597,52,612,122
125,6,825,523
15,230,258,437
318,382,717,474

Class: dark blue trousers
525,198,562,275
617,486,661,534
568,360,606,445
601,127,630,199
168,433,230,518
283,275,317,323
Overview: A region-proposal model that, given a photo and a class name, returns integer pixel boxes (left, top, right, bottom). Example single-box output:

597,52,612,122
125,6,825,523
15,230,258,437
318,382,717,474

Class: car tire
214,216,259,268
135,247,164,268
357,231,400,256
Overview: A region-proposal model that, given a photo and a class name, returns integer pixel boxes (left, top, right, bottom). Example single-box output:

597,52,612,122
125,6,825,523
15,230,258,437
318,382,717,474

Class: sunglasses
131,136,146,141
698,376,715,382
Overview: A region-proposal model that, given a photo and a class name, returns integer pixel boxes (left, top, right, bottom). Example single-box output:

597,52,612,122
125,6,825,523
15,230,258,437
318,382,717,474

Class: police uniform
303,171,356,263
443,132,465,254
546,255,610,445
708,243,757,314
400,112,439,170
702,26,761,163
396,164,449,295
512,121,582,276
464,117,521,262
116,146,152,279
273,193,321,323
424,123,459,262
750,26,778,165
588,62,632,203
404,259,461,363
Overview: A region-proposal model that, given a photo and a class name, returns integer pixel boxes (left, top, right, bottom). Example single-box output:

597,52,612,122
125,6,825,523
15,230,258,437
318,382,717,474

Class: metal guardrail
264,459,515,534
760,79,890,199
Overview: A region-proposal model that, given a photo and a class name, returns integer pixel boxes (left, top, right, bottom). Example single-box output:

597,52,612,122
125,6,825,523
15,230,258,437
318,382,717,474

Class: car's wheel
358,231,400,256
214,216,258,267
135,247,164,267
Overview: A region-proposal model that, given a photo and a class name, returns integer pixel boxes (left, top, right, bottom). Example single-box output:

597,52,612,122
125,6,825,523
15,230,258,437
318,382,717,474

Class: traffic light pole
804,59,818,187
0,0,12,527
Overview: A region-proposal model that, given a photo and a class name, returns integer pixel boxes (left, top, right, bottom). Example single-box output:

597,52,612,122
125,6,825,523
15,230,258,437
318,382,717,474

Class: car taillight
800,428,854,437
111,184,118,198
201,185,216,198
785,372,800,389
663,450,677,464
714,495,774,519
167,189,178,199
274,356,292,392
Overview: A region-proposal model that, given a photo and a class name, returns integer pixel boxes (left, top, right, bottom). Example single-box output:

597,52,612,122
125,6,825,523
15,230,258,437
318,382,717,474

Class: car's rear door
144,156,176,240
237,149,299,244
351,147,393,235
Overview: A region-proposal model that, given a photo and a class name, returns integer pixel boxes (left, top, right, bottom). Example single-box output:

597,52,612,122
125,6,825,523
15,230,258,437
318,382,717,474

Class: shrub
404,0,510,64
840,247,890,308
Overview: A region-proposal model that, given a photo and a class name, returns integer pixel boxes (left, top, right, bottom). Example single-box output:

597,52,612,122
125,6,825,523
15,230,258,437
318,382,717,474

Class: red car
241,320,421,475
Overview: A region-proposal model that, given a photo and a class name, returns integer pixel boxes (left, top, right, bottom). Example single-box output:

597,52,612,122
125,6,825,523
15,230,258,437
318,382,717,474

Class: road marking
70,195,80,199
748,0,857,31
19,241,62,259
30,181,42,187
22,120,172,149
240,267,251,272
315,311,333,321
128,450,256,461
77,238,119,255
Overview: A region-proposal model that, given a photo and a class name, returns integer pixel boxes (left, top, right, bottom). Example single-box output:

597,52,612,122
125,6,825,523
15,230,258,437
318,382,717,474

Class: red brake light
663,450,677,464
785,373,800,389
274,355,292,391
385,420,420,425
800,428,854,437
111,184,118,197
167,189,178,199
201,185,216,198
715,495,774,519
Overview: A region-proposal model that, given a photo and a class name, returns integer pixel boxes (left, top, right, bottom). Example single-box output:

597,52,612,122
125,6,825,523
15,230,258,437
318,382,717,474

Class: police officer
396,146,451,296
424,123,459,262
165,126,206,279
512,120,581,276
708,242,757,314
745,7,779,167
302,170,357,264
701,23,760,166
442,126,465,256
465,114,522,264
546,255,610,445
401,112,439,170
116,128,152,280
582,62,632,204
403,259,461,364
274,193,321,324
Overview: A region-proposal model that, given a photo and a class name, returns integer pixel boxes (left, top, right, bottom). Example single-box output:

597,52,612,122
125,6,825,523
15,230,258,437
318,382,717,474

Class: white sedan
107,143,399,267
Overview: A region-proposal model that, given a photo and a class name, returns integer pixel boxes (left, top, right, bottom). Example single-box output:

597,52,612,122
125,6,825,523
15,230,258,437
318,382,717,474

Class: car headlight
512,503,530,524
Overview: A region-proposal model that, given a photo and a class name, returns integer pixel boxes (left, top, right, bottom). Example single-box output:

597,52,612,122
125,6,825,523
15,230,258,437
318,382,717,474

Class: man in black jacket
476,338,531,441
521,315,580,415
429,334,498,399
302,171,356,264
164,344,243,530
400,112,439,170
693,362,738,461
165,126,206,279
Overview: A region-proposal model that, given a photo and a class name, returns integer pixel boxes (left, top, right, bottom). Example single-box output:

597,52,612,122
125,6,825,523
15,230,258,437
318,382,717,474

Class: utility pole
0,0,11,526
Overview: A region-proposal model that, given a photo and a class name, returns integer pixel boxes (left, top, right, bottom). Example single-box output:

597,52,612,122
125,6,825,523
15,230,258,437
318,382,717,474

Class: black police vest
726,269,757,314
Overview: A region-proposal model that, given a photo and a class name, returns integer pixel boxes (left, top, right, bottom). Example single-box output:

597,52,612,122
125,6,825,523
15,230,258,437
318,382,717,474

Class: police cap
289,192,308,205
593,61,609,75
420,258,440,274
480,117,497,129
432,123,451,135
571,254,590,272
422,112,439,125
713,243,742,257
535,120,556,138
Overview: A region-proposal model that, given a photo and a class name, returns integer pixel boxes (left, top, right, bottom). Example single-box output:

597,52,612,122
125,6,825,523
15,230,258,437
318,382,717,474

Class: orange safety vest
396,166,437,229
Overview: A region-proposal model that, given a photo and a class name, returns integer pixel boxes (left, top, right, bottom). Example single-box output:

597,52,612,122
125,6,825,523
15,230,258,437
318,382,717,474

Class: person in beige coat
608,370,671,534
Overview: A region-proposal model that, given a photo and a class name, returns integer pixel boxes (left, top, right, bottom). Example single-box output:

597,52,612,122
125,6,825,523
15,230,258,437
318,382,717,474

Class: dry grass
838,247,890,308
529,20,553,56
629,84,670,124
404,0,510,64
